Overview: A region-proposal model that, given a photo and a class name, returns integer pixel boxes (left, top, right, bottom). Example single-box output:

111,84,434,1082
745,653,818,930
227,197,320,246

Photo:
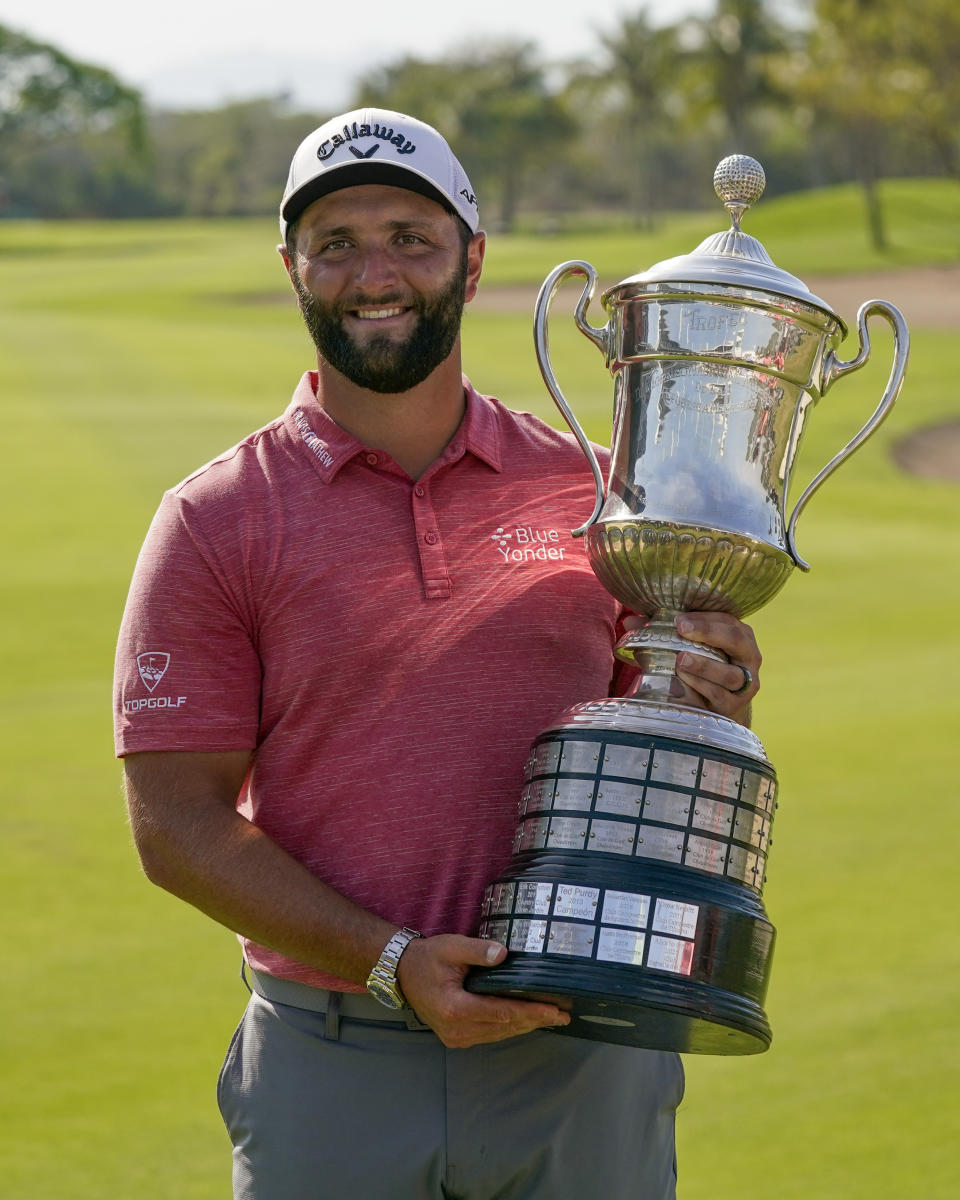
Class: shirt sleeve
113,490,262,756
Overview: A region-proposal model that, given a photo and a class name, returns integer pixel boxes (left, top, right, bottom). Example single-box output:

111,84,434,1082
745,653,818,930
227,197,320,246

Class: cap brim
282,163,459,231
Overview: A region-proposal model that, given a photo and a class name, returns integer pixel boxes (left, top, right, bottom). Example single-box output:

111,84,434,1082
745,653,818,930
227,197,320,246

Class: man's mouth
351,306,409,321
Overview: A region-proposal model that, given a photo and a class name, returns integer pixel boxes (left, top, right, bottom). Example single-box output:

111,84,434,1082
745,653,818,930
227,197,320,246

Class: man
114,108,761,1199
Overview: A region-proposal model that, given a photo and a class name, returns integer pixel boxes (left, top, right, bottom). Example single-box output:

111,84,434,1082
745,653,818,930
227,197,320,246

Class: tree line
1,0,957,246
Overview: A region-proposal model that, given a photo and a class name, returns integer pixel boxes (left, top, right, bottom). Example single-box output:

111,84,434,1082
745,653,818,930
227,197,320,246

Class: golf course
2,177,958,1197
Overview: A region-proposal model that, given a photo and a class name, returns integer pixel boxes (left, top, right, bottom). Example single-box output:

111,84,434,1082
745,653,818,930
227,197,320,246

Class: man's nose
353,246,399,291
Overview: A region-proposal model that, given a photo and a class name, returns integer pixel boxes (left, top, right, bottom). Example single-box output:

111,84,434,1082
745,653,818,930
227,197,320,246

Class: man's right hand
397,934,571,1049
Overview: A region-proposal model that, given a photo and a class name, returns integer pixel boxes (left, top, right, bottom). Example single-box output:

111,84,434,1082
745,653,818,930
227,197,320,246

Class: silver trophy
467,156,909,1054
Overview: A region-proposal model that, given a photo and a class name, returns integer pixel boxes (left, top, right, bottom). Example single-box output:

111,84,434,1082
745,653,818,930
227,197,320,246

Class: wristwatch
365,927,422,1009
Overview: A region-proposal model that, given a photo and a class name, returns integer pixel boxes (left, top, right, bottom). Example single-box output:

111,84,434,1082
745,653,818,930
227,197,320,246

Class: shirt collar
284,371,504,483
441,376,503,474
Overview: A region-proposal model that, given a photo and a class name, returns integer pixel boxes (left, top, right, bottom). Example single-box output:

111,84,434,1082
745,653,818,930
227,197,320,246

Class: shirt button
365,453,379,466
424,532,438,546
414,485,425,498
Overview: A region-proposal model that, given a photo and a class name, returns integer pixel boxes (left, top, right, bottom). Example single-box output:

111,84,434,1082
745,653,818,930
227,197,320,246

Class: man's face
284,186,482,394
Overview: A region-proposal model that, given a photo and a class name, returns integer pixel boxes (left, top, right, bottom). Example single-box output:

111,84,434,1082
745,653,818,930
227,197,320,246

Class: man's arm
123,750,570,1048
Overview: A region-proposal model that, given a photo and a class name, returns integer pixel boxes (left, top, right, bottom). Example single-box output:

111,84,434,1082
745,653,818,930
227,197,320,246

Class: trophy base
466,701,778,1055
467,958,770,1055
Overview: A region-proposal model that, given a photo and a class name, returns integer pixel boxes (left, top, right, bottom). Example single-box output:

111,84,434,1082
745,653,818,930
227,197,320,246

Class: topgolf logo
125,650,187,715
136,651,170,692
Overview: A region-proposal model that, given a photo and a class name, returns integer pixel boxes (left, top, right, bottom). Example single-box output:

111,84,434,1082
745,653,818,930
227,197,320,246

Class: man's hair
285,209,474,274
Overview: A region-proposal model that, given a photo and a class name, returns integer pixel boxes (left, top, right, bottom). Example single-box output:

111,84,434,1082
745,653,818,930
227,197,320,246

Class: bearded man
114,108,761,1200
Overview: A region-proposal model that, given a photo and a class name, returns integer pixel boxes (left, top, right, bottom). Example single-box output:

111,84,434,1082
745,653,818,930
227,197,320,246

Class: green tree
685,0,793,149
797,0,960,249
353,42,576,231
568,9,684,226
861,0,960,179
799,1,893,249
0,23,144,215
149,98,319,217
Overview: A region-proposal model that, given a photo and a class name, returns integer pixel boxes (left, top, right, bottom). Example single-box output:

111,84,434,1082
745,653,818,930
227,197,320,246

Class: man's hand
396,934,570,1049
672,611,761,723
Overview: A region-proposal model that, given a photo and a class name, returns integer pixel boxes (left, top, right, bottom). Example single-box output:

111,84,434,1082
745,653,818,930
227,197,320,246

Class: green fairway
2,184,958,1198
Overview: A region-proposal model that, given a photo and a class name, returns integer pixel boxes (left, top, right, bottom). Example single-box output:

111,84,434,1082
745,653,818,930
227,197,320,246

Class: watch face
367,977,404,1009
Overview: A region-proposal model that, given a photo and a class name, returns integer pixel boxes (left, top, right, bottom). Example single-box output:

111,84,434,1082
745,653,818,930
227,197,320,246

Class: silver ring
730,665,753,695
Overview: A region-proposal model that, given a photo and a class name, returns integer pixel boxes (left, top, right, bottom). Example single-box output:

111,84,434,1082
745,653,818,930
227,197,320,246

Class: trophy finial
714,155,766,231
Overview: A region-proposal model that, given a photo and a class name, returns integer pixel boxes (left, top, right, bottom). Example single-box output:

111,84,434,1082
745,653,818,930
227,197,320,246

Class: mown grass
2,180,958,1197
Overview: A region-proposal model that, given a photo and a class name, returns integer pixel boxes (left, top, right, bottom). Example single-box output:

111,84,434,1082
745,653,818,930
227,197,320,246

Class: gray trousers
218,983,683,1200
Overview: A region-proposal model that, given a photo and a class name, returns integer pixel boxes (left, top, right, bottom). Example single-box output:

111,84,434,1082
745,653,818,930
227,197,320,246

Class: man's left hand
671,611,761,724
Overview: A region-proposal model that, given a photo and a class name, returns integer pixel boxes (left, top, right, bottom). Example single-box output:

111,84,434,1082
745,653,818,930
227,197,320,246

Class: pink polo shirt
114,373,630,990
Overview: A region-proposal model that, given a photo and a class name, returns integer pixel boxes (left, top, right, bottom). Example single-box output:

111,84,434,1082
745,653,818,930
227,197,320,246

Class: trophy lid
612,155,840,324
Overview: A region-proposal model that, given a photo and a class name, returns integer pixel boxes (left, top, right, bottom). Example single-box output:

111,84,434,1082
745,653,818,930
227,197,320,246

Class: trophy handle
786,299,909,571
534,260,610,537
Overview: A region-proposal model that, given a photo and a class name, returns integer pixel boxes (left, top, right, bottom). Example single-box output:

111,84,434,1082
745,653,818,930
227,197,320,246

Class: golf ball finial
714,155,766,230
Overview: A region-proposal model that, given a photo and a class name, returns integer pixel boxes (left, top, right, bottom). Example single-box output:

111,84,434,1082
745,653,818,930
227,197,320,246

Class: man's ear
464,231,486,304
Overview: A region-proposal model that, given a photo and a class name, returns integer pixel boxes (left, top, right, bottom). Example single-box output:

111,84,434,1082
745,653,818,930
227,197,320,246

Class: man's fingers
397,935,571,1048
472,936,508,964
677,653,756,695
670,612,761,720
676,612,761,669
470,994,570,1030
676,663,755,709
426,989,571,1049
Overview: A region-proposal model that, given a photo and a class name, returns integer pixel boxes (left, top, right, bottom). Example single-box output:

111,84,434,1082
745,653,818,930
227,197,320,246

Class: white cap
280,107,479,240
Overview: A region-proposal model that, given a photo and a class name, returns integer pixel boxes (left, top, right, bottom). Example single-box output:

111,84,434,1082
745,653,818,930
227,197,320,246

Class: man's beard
290,256,468,394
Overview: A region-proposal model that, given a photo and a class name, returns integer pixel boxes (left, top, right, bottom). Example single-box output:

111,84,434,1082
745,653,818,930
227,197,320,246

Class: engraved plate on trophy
726,845,762,888
486,920,510,947
652,899,700,939
601,744,651,779
650,751,699,788
692,799,735,835
547,817,589,850
601,890,651,928
516,881,554,915
522,778,554,813
509,919,547,953
742,772,777,815
517,816,550,852
532,741,561,776
700,760,743,798
559,741,601,775
733,808,769,852
594,781,644,816
597,927,647,965
589,819,637,856
552,777,594,811
647,935,695,976
488,881,516,917
554,884,600,920
642,790,691,827
549,922,596,957
684,834,728,875
635,826,684,864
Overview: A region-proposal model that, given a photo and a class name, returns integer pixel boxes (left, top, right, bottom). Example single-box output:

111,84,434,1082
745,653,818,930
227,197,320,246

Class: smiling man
285,188,472,399
114,108,762,1200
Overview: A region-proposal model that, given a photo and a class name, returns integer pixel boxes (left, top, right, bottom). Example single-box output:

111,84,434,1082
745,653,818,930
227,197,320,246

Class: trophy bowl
466,156,909,1054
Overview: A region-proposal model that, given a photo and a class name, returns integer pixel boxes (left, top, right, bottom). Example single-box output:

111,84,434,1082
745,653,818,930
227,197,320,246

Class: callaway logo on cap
280,107,480,239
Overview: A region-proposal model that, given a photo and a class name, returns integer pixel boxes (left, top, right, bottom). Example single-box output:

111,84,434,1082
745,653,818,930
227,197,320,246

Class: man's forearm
124,749,573,1048
125,753,395,985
